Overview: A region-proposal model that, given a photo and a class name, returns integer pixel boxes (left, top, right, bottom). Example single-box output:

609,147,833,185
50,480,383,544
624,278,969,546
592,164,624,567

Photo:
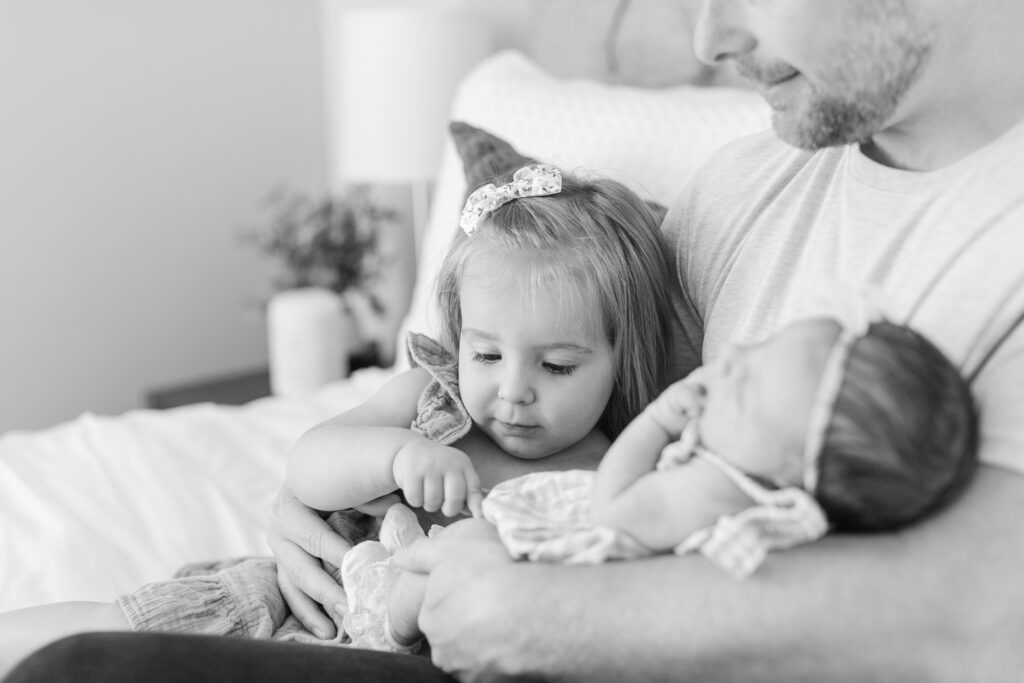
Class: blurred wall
0,0,534,433
0,1,327,431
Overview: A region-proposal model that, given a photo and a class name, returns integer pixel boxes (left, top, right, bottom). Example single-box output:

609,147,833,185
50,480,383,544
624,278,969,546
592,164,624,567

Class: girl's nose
693,0,757,66
497,368,535,405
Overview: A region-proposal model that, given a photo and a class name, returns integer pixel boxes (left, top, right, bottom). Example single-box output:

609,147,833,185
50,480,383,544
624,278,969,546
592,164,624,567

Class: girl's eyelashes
468,351,577,376
543,362,576,376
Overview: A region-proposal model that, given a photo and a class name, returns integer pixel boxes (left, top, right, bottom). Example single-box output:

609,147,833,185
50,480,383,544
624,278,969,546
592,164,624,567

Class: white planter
266,287,355,397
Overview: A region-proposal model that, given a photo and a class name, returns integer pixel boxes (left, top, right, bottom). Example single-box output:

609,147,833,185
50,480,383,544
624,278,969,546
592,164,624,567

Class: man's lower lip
759,74,798,108
764,72,799,88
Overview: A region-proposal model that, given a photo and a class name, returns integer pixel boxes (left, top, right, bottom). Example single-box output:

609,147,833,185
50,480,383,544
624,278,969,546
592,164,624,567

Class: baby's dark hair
816,321,979,532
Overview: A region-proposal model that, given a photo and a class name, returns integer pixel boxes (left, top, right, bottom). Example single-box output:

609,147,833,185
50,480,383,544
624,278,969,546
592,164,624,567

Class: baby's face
695,318,842,485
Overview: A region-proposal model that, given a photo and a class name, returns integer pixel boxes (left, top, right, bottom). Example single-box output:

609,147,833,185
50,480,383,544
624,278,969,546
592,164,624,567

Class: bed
0,1,772,613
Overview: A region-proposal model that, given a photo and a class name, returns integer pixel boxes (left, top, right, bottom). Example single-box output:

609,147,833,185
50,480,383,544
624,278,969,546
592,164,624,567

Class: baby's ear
449,121,538,195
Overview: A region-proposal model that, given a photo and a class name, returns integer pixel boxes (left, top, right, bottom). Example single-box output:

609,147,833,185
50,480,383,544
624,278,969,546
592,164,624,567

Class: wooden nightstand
145,368,272,409
145,348,381,410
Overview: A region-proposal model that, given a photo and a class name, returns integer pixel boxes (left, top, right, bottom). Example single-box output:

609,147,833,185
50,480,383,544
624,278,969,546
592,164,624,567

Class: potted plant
244,185,397,396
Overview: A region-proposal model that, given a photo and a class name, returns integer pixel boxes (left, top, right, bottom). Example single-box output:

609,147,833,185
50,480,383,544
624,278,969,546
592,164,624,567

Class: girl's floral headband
459,164,562,235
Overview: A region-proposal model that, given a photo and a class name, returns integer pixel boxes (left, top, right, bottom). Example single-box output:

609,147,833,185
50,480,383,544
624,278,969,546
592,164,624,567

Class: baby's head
697,317,978,532
815,320,978,531
433,164,675,456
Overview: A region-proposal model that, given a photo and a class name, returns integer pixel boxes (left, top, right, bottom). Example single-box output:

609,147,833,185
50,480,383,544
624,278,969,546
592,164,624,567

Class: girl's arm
591,378,750,550
287,368,474,513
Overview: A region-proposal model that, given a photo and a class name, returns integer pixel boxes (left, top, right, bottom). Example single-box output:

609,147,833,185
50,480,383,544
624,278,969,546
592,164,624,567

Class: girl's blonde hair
818,321,978,531
432,168,676,439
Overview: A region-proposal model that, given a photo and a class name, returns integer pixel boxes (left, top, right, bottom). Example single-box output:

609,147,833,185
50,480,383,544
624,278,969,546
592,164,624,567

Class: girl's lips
494,420,537,436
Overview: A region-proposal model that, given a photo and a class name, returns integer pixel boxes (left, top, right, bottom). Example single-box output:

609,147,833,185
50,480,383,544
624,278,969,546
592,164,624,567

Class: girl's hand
393,442,484,518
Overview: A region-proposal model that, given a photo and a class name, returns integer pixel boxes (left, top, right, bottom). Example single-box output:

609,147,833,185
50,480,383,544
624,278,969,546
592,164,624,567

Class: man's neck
861,2,1024,172
862,104,1024,172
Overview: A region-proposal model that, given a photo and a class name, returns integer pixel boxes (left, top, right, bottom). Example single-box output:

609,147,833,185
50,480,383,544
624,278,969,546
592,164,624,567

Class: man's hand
394,518,548,680
393,443,484,518
266,484,387,639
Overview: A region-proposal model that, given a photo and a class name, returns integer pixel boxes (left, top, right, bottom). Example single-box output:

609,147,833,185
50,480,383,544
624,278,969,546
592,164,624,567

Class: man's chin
772,112,873,150
772,96,888,150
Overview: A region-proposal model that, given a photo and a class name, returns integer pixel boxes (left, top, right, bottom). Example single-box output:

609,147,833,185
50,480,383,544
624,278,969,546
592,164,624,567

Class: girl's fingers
463,467,484,518
442,474,467,517
402,479,424,508
465,487,485,519
421,475,444,512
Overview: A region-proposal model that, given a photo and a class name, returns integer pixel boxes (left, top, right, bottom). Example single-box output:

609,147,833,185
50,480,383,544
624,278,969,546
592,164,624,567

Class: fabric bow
460,163,562,234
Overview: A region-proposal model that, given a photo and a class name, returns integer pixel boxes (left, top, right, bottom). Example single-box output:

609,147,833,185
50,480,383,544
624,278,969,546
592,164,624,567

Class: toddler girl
0,161,677,673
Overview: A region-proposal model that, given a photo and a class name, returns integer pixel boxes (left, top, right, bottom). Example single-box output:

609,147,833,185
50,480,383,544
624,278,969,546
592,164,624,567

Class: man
9,0,1023,681
388,0,1024,680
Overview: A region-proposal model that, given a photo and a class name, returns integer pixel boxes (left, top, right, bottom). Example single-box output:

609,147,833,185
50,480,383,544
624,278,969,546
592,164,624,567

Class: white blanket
0,367,394,611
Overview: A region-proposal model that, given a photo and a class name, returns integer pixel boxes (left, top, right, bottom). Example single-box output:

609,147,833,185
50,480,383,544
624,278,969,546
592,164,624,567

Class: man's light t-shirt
663,119,1024,474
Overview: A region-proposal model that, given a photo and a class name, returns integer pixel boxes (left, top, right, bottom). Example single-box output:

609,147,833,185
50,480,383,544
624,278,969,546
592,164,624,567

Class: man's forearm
486,466,1024,682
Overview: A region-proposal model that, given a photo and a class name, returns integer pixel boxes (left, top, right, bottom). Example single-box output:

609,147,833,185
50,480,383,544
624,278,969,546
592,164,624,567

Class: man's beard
775,50,929,149
753,3,933,149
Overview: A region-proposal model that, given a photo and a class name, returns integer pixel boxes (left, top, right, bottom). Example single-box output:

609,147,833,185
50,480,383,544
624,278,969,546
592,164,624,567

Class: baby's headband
801,288,886,493
460,163,562,235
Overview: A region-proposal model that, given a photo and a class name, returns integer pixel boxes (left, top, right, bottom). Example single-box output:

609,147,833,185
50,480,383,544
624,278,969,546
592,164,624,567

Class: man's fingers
272,534,349,621
276,566,337,639
393,518,501,572
274,498,351,568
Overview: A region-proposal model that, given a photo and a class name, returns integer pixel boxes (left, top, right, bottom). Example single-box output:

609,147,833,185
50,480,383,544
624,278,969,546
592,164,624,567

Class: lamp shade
324,2,494,185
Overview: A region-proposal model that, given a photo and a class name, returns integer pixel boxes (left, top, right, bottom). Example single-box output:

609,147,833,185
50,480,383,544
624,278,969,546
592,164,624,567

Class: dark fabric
4,632,457,683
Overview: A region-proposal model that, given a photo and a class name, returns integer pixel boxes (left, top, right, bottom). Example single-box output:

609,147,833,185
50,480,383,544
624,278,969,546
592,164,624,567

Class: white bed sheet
0,367,395,611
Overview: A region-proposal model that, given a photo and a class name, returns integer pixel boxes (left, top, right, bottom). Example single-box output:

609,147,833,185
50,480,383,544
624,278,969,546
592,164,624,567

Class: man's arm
398,466,1024,682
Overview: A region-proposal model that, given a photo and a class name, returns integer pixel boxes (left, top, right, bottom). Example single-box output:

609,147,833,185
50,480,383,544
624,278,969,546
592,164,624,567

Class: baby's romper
482,443,829,579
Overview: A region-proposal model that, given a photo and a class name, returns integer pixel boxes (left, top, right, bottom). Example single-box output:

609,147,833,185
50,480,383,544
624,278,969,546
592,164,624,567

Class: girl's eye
471,352,500,364
543,362,576,376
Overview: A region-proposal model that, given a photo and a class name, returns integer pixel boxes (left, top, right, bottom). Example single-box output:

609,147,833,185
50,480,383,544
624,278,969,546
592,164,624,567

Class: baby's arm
286,368,482,518
591,378,750,550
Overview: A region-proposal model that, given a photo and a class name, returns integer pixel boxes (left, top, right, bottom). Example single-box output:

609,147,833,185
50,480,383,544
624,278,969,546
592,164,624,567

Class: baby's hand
392,442,483,518
648,376,705,435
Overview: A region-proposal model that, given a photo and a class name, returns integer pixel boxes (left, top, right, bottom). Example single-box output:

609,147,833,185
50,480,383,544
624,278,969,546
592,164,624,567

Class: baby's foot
340,504,424,653
379,503,425,552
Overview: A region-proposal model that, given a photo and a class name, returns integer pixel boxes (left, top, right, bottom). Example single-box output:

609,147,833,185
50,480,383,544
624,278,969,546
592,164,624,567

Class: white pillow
395,50,771,368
